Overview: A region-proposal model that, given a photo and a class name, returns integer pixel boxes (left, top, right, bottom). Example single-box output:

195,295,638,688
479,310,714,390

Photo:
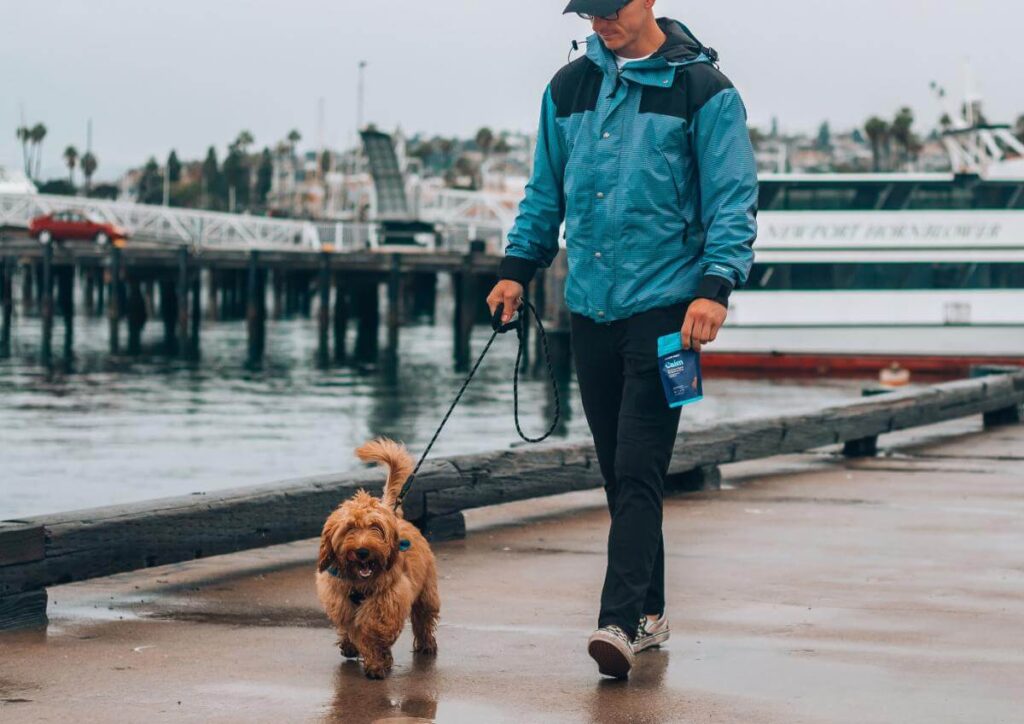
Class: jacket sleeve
690,86,759,308
497,83,567,287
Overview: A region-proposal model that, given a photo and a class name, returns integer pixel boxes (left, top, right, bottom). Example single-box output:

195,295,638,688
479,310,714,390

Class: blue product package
657,332,703,408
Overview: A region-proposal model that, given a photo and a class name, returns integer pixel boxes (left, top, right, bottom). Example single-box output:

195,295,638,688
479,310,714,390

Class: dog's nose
356,548,370,560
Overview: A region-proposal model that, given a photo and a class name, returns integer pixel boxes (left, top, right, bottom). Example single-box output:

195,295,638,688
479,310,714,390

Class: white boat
710,97,1024,377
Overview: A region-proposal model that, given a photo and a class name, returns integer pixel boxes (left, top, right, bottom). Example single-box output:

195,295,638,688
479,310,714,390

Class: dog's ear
383,523,401,571
318,511,343,573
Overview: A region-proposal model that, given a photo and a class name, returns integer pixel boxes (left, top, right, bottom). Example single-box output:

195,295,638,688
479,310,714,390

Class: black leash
393,297,560,511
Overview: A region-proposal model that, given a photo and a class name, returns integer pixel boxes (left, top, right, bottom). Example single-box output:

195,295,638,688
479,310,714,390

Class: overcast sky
3,0,1022,181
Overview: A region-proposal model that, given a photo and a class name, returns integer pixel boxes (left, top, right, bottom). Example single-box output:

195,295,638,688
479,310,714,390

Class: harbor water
0,281,868,520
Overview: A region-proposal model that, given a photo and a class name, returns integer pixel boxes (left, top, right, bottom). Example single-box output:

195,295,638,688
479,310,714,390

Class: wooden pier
0,234,571,372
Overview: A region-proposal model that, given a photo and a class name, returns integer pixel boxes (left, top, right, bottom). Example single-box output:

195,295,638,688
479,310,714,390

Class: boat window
745,263,1024,290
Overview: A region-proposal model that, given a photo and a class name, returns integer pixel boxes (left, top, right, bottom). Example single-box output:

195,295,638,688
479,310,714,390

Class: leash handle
491,300,521,334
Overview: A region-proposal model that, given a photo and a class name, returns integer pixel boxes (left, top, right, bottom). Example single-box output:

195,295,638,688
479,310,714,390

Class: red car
29,211,128,246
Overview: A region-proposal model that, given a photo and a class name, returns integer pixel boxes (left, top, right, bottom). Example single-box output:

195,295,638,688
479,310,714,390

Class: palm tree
475,127,494,156
286,129,301,157
30,123,47,181
864,117,890,172
234,130,255,154
63,145,79,186
16,126,32,177
80,151,98,193
891,107,917,169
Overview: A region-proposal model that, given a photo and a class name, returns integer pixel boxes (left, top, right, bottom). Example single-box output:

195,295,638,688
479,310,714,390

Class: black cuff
497,255,539,287
694,273,734,308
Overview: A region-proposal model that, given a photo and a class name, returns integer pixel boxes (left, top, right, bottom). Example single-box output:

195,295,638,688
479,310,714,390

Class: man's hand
681,298,727,352
486,280,525,324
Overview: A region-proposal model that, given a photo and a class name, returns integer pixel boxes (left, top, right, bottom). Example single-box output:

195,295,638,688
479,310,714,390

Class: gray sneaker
587,624,636,679
632,612,670,653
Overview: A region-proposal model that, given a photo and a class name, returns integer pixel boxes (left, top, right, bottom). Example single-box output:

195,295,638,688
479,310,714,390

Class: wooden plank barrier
2,367,1021,630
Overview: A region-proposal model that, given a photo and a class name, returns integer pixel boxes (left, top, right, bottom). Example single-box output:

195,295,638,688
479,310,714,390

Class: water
0,280,866,520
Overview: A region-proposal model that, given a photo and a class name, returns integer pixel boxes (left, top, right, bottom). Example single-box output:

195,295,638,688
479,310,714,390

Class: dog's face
318,490,401,583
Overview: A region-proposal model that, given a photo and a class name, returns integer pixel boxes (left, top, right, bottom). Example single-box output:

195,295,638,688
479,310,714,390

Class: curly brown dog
315,436,440,679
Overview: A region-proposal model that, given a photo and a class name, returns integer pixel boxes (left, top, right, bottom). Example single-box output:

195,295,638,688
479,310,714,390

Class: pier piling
176,247,189,359
59,266,74,358
108,246,122,354
353,275,380,361
247,252,265,365
318,253,331,365
40,242,53,362
333,272,349,363
160,278,179,354
189,270,201,359
1,258,12,356
387,252,402,354
126,278,146,355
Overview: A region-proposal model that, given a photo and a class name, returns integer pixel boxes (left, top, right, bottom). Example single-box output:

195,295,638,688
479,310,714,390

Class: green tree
167,150,182,184
891,107,918,168
63,145,79,186
16,126,32,178
234,130,255,155
137,157,163,204
475,127,494,156
80,151,98,192
29,123,47,181
319,149,332,179
202,146,223,209
816,121,831,151
1015,114,1024,144
256,147,273,207
864,117,890,172
223,146,249,211
286,129,301,158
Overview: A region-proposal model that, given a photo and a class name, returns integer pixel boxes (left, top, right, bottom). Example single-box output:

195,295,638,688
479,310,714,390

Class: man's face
588,0,651,52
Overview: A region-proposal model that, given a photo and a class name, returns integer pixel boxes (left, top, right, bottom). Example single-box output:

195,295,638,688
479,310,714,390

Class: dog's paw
413,638,438,656
339,639,360,658
362,649,393,679
363,664,390,679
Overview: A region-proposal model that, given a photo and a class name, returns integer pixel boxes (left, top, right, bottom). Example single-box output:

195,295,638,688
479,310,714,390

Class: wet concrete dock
2,417,1022,723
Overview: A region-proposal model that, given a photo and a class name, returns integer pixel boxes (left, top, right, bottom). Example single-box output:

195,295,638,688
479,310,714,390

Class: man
486,0,757,679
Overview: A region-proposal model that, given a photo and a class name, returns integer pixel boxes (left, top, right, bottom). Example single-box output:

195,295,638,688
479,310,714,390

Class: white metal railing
0,190,517,254
0,193,321,250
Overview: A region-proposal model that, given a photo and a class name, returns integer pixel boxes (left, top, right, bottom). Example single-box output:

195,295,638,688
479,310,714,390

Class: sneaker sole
632,629,670,653
588,638,633,679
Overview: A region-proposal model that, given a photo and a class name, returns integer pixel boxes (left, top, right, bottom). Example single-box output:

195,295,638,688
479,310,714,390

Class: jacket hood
583,16,717,79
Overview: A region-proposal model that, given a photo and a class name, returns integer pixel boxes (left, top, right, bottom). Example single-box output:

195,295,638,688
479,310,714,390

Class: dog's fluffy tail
354,436,415,514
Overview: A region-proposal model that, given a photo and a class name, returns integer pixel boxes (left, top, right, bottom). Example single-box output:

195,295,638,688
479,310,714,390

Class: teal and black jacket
498,17,758,322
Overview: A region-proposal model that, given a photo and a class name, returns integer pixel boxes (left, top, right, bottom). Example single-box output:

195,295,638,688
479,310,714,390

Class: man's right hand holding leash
487,280,525,324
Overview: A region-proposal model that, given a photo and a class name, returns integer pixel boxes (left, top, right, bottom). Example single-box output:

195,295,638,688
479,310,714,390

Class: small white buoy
879,362,910,387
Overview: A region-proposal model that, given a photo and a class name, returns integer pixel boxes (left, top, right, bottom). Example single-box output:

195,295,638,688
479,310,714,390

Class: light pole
357,60,367,133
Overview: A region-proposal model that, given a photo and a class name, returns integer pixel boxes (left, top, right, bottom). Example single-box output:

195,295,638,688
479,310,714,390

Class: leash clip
491,302,521,334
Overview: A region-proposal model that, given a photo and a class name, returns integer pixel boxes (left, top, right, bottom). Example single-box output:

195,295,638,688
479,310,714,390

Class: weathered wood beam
2,368,1021,630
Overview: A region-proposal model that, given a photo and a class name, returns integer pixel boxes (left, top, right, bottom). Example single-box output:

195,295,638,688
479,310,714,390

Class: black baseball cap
562,0,632,16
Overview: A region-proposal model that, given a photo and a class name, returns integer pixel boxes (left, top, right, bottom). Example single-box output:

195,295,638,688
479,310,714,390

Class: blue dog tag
657,333,703,409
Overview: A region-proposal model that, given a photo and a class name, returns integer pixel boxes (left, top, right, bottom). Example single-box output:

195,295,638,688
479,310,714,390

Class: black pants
570,300,689,640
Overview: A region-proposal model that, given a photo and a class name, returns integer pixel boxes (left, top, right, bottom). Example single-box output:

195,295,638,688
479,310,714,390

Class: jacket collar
584,16,713,87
